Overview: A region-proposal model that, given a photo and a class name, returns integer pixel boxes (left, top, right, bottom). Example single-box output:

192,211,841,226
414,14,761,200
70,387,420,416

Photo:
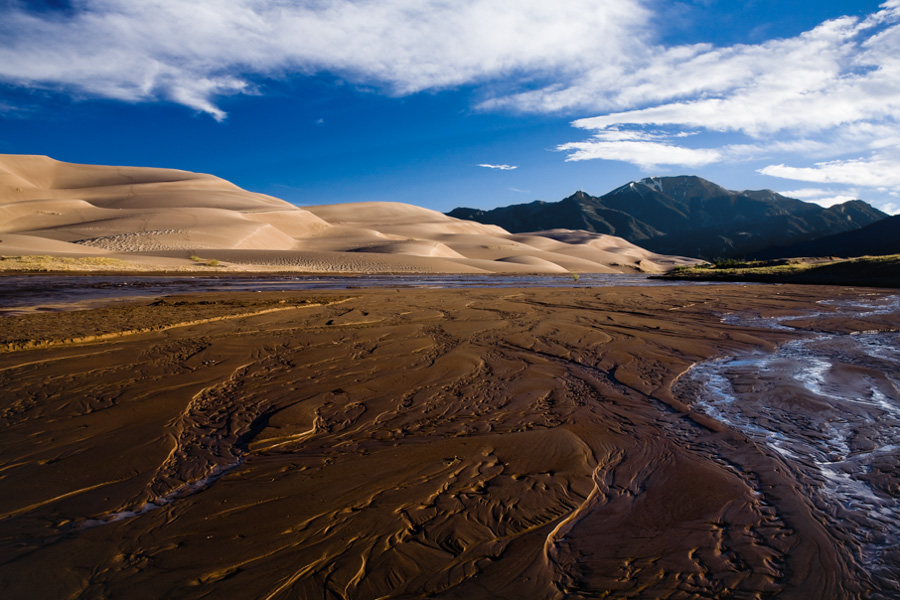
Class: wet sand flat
0,284,897,599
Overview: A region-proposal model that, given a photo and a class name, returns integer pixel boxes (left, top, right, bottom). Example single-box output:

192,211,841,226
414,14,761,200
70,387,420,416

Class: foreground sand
0,155,699,274
0,284,897,599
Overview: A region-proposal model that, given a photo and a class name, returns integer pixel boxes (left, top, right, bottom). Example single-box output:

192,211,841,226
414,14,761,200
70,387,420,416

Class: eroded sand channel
0,284,898,599
677,295,900,598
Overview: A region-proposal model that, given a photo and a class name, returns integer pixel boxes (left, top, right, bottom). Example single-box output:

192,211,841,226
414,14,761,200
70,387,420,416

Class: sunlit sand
0,155,698,275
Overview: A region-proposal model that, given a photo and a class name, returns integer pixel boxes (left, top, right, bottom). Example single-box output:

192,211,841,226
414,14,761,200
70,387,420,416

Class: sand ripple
679,296,900,598
0,285,896,598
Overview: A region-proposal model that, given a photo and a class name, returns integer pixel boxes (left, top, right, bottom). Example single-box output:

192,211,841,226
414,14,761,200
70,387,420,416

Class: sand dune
0,155,700,273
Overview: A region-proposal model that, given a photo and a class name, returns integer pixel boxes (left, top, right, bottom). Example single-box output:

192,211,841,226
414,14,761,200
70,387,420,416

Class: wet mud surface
0,284,897,599
677,294,900,598
0,273,715,316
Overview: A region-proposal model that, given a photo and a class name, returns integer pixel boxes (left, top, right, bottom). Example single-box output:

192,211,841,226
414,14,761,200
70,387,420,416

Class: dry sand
1,283,896,599
0,155,700,274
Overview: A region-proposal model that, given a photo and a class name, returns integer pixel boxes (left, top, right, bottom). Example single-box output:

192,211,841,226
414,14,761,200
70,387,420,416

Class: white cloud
794,194,860,208
492,12,889,119
808,196,861,208
478,164,517,170
3,0,900,211
0,0,651,119
536,2,900,207
760,155,900,187
558,139,722,169
555,12,900,138
780,187,854,200
775,187,868,208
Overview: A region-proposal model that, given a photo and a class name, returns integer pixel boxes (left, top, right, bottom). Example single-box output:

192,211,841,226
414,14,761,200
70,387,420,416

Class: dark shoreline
658,254,900,289
0,272,727,316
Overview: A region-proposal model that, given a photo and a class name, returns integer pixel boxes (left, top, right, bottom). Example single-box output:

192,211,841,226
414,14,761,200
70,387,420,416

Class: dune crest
0,155,700,273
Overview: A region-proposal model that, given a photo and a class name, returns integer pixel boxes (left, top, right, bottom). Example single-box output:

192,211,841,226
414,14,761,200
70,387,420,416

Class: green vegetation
660,255,900,288
0,254,229,273
706,257,752,269
571,272,580,282
0,255,133,271
190,255,222,267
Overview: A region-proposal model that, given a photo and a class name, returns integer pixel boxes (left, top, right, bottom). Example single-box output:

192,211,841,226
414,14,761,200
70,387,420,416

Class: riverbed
677,294,900,597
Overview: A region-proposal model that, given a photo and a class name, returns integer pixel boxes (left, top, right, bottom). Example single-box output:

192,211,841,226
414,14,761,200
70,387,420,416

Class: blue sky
1,0,899,214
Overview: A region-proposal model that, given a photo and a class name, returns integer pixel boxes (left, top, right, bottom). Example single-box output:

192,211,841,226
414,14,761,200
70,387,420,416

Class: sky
1,0,899,215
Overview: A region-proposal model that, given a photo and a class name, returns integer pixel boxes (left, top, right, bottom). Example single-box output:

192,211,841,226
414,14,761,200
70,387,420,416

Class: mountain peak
619,175,732,202
636,177,664,193
446,174,889,259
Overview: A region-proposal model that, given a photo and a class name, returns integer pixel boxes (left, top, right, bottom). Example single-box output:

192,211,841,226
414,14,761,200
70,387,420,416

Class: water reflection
680,296,900,597
0,273,714,314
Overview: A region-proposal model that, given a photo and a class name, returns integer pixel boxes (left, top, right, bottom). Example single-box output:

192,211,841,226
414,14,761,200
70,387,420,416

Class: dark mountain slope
448,176,888,259
758,213,900,259
450,194,663,239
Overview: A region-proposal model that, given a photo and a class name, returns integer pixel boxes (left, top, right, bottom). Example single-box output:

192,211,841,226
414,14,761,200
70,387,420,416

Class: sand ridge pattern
0,155,700,274
1,285,897,598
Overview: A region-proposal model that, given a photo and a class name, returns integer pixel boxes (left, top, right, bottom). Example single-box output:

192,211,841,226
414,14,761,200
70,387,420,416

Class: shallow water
0,272,713,314
80,460,242,530
679,295,900,597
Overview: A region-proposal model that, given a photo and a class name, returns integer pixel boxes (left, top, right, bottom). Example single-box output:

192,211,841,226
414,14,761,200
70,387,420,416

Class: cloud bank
542,1,900,204
0,0,650,120
2,0,899,208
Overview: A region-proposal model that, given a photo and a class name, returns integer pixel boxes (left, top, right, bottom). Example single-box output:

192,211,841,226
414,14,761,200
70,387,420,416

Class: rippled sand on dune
0,285,895,599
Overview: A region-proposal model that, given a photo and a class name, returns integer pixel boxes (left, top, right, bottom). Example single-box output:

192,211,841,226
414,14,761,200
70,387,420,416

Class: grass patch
0,254,230,273
190,255,222,267
705,257,753,269
0,255,135,272
660,254,900,288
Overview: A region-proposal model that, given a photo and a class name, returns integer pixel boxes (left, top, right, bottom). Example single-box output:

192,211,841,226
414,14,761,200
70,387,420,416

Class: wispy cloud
0,0,650,120
781,187,856,199
779,187,863,208
556,127,723,168
558,139,722,169
760,154,900,187
542,1,900,202
3,0,899,210
478,163,517,171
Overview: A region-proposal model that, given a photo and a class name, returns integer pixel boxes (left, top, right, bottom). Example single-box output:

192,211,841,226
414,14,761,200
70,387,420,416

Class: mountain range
757,213,900,259
448,176,889,259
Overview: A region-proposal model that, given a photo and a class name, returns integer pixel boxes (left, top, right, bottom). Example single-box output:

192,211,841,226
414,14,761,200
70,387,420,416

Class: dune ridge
0,155,700,273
